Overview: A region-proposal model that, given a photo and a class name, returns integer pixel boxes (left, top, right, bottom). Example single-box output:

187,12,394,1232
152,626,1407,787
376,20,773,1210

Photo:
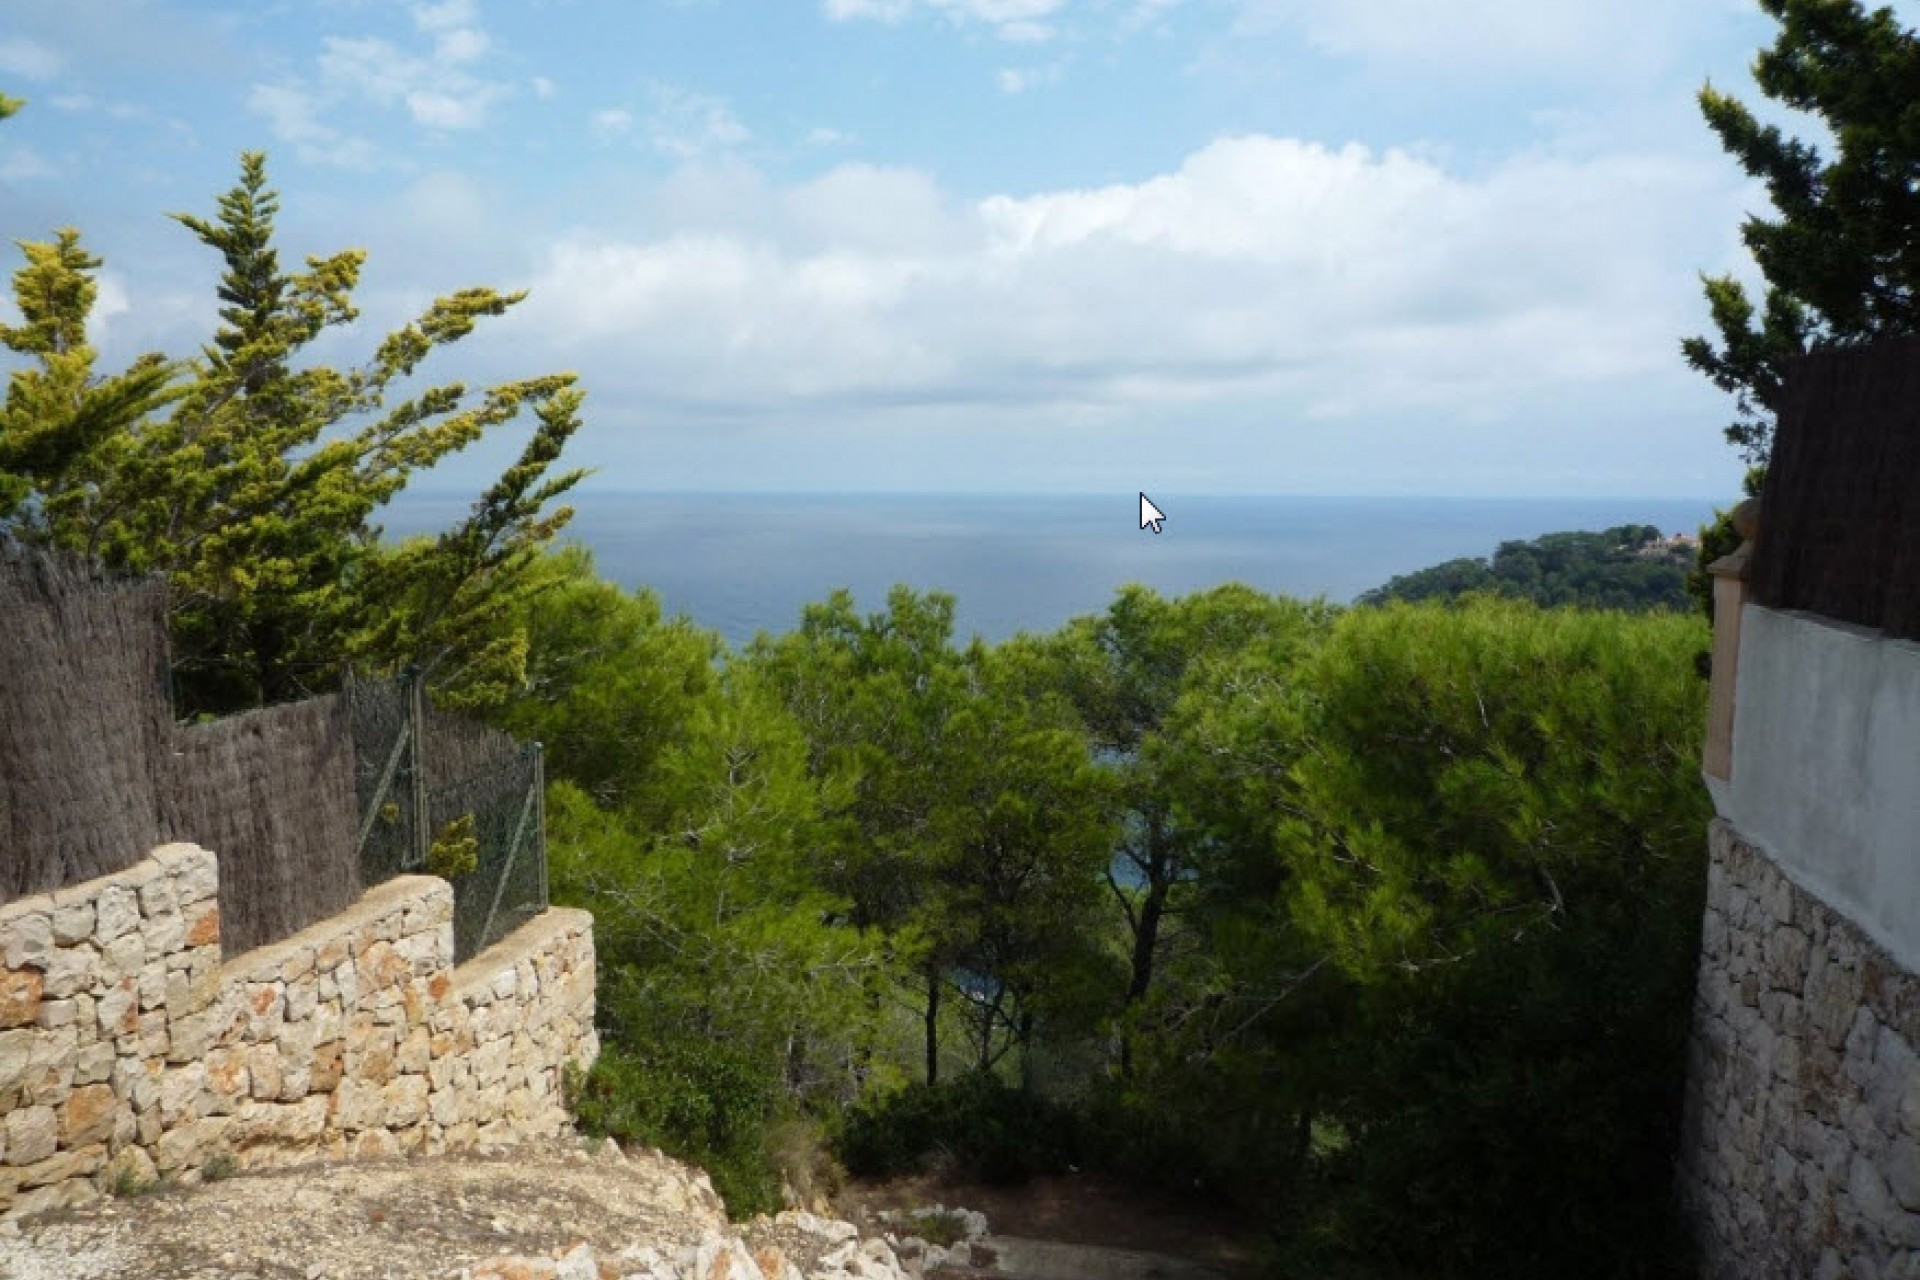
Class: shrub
835,1071,1082,1186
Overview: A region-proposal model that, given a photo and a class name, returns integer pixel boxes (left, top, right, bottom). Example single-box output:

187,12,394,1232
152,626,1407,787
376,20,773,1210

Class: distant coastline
385,492,1723,647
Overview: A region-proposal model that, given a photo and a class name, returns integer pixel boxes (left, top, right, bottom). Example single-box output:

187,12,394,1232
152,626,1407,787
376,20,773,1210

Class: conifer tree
1684,0,1920,464
0,152,586,713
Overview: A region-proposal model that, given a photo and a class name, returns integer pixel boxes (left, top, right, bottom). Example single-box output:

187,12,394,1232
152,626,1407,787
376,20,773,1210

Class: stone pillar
1702,498,1759,785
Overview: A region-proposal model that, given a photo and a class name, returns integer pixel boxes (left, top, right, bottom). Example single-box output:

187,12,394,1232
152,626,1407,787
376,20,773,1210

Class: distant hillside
1358,524,1699,612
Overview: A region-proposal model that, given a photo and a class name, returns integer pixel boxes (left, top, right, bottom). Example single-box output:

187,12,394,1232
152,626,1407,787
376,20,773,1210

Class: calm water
384,492,1720,649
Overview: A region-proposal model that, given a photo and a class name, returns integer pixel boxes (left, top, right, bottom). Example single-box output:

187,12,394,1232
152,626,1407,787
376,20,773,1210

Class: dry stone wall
0,843,596,1218
1679,819,1920,1278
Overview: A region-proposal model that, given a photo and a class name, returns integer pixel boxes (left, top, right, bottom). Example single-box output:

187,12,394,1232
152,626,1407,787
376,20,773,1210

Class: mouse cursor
1139,492,1166,534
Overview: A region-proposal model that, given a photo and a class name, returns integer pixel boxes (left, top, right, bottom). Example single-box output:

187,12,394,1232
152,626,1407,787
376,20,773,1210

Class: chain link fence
347,672,548,963
3,546,549,964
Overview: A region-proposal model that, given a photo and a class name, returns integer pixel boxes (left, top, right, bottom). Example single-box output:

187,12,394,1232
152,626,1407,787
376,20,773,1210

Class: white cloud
250,0,512,159
0,36,63,82
84,272,132,345
592,107,635,137
997,62,1064,93
318,32,504,129
644,84,748,158
247,82,382,169
0,144,55,182
506,134,1748,430
530,75,557,99
825,0,1069,43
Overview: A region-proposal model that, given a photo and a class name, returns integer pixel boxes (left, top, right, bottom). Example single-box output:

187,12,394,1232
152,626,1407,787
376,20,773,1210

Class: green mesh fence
347,671,548,963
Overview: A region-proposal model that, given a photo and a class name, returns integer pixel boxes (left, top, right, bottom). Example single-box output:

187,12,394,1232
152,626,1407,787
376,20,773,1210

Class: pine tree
1683,0,1920,464
0,152,587,713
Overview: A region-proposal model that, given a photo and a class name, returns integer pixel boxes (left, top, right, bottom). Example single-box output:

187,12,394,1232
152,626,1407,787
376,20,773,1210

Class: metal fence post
534,742,548,912
406,667,430,872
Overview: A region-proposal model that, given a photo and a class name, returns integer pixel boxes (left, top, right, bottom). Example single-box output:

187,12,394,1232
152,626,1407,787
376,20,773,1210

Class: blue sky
0,0,1907,499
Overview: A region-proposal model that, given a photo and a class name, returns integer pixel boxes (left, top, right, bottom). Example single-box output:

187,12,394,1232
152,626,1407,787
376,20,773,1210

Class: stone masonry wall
0,844,597,1219
1679,818,1920,1278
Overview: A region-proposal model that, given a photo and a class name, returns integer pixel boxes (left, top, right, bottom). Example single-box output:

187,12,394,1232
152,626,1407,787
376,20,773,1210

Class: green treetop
0,152,586,714
1684,0,1920,464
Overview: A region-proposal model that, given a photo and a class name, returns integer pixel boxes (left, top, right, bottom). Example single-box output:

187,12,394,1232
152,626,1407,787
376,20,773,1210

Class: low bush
835,1071,1082,1185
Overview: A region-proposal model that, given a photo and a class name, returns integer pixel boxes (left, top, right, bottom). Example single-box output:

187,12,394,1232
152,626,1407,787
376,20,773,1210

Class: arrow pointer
1139,492,1166,534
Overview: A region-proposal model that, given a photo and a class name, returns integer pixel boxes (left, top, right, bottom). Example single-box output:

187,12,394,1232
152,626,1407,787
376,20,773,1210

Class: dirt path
835,1173,1261,1279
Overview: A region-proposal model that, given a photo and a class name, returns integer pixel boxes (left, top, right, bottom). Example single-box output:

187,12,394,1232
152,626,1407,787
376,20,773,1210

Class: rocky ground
0,1137,986,1280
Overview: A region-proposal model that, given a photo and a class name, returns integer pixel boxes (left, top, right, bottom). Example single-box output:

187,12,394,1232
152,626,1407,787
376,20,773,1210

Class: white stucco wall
1720,603,1920,972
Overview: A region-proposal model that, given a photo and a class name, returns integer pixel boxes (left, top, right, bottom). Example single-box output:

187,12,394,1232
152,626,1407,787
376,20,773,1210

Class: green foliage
836,1072,1083,1185
426,813,480,880
1684,0,1920,463
495,545,723,813
0,152,584,715
572,1041,785,1217
1359,525,1695,611
1267,599,1712,1278
1686,465,1766,622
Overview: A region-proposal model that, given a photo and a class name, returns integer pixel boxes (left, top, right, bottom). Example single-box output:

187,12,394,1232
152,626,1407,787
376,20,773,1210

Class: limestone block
395,929,444,976
112,1055,161,1113
48,902,94,947
18,1142,105,1190
72,1039,114,1087
1873,1026,1919,1131
5,1105,58,1165
133,956,168,1011
357,940,411,992
333,961,359,1007
242,981,287,1039
0,968,43,1029
316,935,351,972
274,943,316,986
285,976,318,1023
429,1081,464,1127
5,1176,100,1218
474,1035,512,1087
143,909,185,961
331,1077,386,1131
172,850,218,907
352,1127,400,1160
1887,1138,1920,1214
0,911,53,971
34,998,75,1030
170,993,240,1063
137,875,177,921
204,1045,250,1111
24,1024,76,1102
93,886,140,946
95,977,140,1040
382,1073,429,1128
246,1043,283,1100
154,1115,230,1173
183,902,220,949
59,1083,118,1146
397,1025,431,1075
138,1009,169,1058
229,1095,329,1149
39,944,97,999
158,1061,207,1126
310,1040,344,1093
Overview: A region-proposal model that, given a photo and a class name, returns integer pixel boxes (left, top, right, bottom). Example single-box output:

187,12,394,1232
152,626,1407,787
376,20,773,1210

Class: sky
0,0,1906,499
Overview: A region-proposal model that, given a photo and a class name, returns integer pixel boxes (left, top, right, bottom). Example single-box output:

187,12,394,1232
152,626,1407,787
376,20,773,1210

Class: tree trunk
1118,865,1169,1077
924,967,941,1087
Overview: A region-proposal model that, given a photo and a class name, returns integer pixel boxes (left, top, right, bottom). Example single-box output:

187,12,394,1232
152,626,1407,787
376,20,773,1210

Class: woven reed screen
1750,337,1920,639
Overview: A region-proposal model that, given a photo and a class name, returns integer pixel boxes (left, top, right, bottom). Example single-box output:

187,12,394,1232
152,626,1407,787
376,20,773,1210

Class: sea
382,493,1723,651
